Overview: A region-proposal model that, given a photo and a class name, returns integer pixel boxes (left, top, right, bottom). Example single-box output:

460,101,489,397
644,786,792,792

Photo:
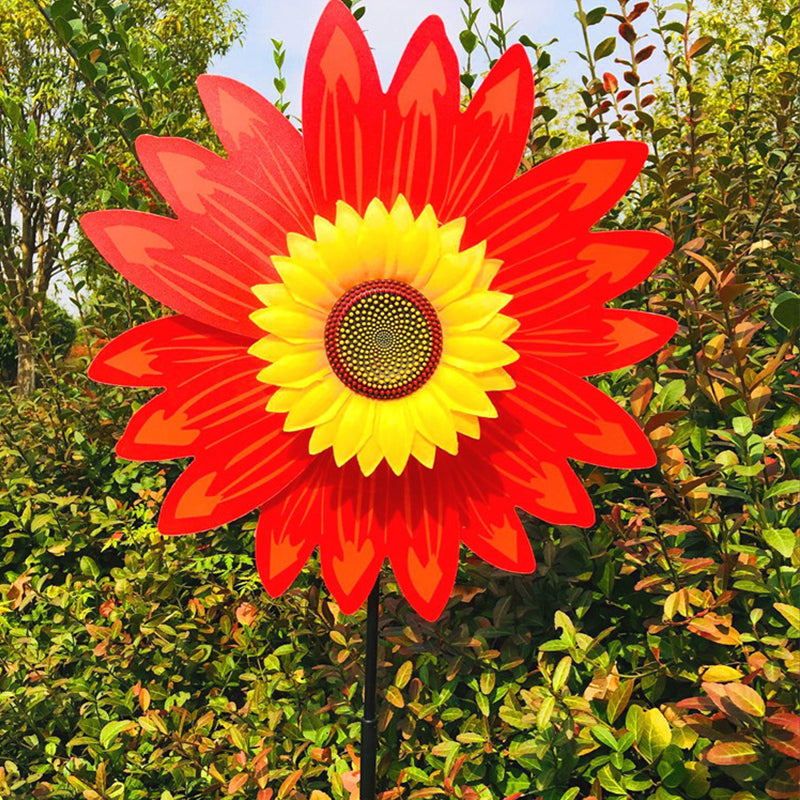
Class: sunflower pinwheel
85,1,676,621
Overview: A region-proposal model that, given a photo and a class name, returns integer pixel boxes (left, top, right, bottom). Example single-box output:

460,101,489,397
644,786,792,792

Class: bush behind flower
0,0,797,798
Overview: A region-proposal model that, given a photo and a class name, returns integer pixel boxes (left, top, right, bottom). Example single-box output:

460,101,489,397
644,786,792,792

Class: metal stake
360,577,380,800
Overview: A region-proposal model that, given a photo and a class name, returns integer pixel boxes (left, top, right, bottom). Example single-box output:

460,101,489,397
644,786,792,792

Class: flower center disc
324,280,443,399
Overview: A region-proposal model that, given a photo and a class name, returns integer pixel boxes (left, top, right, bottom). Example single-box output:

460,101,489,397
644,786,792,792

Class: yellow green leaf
636,708,672,762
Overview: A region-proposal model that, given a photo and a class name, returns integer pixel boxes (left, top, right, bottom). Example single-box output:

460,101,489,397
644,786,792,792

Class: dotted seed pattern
324,279,443,399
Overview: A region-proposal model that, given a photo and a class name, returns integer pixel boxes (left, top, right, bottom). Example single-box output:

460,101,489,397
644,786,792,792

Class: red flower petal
157,415,312,534
303,0,384,217
81,210,265,338
459,422,596,529
89,315,253,387
439,44,534,220
456,488,536,573
384,464,461,622
380,15,460,216
90,317,311,534
514,308,678,376
303,3,532,220
319,461,385,615
498,230,673,325
504,357,656,470
135,135,310,267
465,140,660,262
196,75,314,236
255,462,326,598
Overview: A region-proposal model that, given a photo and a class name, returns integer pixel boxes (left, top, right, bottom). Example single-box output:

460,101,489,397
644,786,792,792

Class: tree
0,1,84,395
0,0,244,395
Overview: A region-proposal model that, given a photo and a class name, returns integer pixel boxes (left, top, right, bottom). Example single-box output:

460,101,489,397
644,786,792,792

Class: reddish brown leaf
228,774,249,795
766,767,800,800
705,741,758,765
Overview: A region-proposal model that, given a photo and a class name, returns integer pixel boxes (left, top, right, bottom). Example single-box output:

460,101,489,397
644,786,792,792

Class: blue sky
209,0,656,111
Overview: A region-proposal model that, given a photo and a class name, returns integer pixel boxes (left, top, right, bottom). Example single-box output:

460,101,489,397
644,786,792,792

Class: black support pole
361,577,380,800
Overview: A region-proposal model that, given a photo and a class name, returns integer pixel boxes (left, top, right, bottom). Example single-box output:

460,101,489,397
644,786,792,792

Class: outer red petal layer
82,76,314,337
498,230,673,326
383,464,461,622
81,210,266,338
88,315,253,388
90,316,313,534
303,1,533,220
302,0,384,217
255,460,326,598
439,45,534,220
380,16,460,216
459,421,596,529
514,308,678,376
318,462,386,615
196,75,315,237
465,143,673,319
504,357,656,470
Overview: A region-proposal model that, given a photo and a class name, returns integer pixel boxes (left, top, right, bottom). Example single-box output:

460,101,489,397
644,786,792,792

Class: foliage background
0,0,797,799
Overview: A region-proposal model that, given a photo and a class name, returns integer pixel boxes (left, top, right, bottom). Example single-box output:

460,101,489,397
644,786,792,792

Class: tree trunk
15,336,36,397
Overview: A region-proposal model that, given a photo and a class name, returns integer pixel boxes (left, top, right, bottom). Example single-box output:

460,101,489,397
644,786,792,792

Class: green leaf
598,764,626,794
682,762,711,799
586,6,607,24
774,603,800,631
608,679,634,723
552,656,571,691
592,726,619,750
637,708,671,762
770,291,800,330
732,416,753,436
459,30,478,54
763,528,797,558
99,720,133,749
394,660,413,689
688,36,715,58
764,480,800,499
593,37,616,59
537,695,555,729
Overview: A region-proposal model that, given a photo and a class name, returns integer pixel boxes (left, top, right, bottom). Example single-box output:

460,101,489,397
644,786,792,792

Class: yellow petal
335,200,365,236
357,438,384,476
265,386,304,413
442,335,519,372
388,195,415,233
452,411,480,439
423,242,486,306
313,214,339,245
474,368,516,392
308,415,340,455
250,306,324,341
406,385,458,455
272,256,339,311
249,335,296,363
332,393,377,466
438,216,466,255
477,313,520,341
411,434,436,468
376,400,413,475
438,291,512,331
429,365,497,418
257,349,330,388
474,258,502,291
283,375,347,431
252,283,290,306
396,206,439,285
